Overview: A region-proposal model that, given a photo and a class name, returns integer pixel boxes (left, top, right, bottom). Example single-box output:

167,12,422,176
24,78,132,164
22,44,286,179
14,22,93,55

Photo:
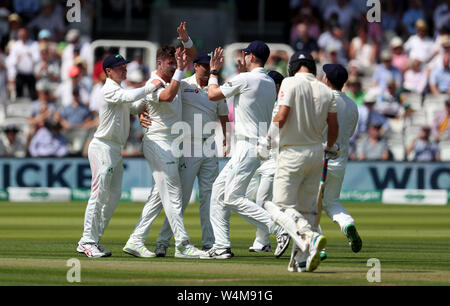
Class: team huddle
76,22,362,273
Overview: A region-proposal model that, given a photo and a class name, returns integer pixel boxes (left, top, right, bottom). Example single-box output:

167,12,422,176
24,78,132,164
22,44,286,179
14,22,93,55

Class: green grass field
0,201,449,286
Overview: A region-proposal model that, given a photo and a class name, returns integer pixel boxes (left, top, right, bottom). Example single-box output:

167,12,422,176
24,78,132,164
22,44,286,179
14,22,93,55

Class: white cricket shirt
144,71,182,140
324,91,359,167
180,74,228,140
94,78,145,146
277,72,336,147
220,68,276,140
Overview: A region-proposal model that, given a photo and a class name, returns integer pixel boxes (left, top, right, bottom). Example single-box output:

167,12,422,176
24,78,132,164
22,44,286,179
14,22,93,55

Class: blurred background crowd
0,0,449,161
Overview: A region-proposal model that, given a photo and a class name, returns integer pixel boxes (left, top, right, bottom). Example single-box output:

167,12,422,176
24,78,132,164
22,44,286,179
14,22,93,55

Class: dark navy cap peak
194,51,211,65
323,64,348,88
289,51,314,64
103,54,130,72
243,41,270,63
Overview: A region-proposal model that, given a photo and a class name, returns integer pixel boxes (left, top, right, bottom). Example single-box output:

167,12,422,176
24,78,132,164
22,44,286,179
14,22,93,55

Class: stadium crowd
0,0,449,161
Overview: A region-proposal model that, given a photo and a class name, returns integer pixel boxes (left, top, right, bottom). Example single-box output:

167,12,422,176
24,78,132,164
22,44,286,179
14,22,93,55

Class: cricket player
246,70,290,257
263,51,340,272
142,51,229,256
319,64,362,257
123,22,205,258
200,42,289,259
77,54,162,258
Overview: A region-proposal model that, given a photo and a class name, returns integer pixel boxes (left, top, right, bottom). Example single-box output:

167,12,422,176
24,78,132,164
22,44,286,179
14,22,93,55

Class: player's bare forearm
326,112,338,147
159,80,181,102
208,83,226,101
273,105,290,129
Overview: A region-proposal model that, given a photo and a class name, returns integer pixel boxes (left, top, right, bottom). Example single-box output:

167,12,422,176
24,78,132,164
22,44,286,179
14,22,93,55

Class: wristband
210,69,219,76
182,37,193,49
208,77,219,86
172,69,185,82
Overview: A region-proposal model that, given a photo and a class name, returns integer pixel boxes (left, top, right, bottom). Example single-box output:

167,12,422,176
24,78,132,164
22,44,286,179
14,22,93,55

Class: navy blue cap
193,51,211,65
267,70,284,85
102,54,130,72
323,64,348,89
243,41,270,63
289,51,314,65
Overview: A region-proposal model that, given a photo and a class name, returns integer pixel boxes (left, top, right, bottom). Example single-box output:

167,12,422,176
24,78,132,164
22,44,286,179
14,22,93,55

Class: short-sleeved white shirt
220,67,276,140
324,91,358,167
277,72,336,147
180,74,228,140
144,71,182,141
94,78,144,146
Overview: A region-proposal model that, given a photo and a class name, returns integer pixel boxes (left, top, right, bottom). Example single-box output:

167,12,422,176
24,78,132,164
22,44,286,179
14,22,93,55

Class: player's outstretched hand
210,47,224,72
256,136,271,161
139,111,152,129
177,21,189,43
237,50,246,73
150,79,163,89
175,47,188,70
324,143,341,160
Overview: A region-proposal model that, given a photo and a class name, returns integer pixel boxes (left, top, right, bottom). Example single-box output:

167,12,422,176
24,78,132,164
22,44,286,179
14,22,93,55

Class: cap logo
298,54,306,59
115,55,123,59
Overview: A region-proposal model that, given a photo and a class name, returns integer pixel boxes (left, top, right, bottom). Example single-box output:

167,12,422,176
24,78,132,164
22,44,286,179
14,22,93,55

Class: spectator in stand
348,24,377,72
291,22,319,59
355,89,390,138
1,13,21,51
0,48,6,112
12,0,40,23
318,23,347,65
92,49,111,85
403,58,429,94
28,79,57,130
28,121,68,157
27,0,65,41
265,50,289,75
358,123,390,161
401,0,426,36
56,65,91,107
56,88,95,131
374,78,403,119
0,125,26,157
127,49,150,80
6,27,40,100
390,37,409,74
345,76,365,106
323,0,358,30
432,99,450,141
428,29,450,70
381,0,400,36
372,49,402,91
34,42,60,85
61,29,92,82
406,126,441,161
74,56,93,96
403,19,434,63
429,51,450,94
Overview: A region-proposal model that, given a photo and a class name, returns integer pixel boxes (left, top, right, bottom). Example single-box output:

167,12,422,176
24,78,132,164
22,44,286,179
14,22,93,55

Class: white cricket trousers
246,157,276,247
321,165,354,234
157,140,218,248
272,144,323,255
127,137,190,248
79,138,123,244
210,139,279,250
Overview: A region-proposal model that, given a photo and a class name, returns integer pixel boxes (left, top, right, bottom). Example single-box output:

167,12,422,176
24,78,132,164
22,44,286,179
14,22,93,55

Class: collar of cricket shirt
251,67,266,74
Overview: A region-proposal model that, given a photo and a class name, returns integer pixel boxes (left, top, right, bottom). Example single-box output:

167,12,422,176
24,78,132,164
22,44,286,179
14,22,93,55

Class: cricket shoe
345,224,362,253
288,261,307,272
96,241,112,257
248,244,272,253
123,243,156,258
200,248,234,259
77,242,109,258
154,244,168,257
305,234,327,272
274,233,291,258
175,244,203,258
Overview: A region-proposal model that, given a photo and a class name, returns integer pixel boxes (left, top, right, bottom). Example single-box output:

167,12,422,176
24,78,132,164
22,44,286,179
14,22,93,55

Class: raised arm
177,22,197,63
208,47,226,101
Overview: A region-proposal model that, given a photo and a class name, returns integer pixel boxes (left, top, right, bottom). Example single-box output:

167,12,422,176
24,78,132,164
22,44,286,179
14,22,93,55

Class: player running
318,64,362,259
77,54,162,258
263,51,340,272
245,70,290,257
200,42,289,259
123,22,204,259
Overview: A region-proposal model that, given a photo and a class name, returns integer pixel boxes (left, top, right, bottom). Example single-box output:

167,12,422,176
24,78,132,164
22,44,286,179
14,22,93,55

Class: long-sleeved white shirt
93,78,147,146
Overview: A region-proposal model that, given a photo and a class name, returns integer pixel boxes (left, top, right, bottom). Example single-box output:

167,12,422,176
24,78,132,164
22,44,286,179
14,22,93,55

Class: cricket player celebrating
246,70,290,257
123,22,205,258
201,42,289,259
263,51,340,272
77,54,162,258
144,51,229,256
319,64,362,256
